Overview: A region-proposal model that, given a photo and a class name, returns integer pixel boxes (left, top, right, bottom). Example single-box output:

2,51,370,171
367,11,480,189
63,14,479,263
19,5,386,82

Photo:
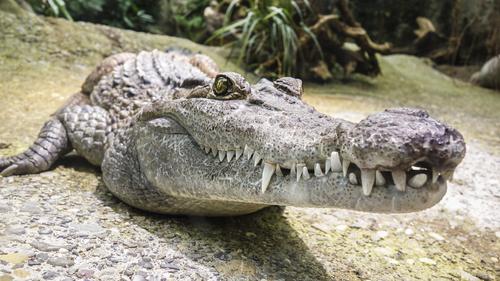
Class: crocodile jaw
136,121,448,214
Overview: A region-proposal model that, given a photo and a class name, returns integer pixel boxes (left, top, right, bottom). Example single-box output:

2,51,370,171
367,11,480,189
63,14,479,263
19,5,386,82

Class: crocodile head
107,72,466,215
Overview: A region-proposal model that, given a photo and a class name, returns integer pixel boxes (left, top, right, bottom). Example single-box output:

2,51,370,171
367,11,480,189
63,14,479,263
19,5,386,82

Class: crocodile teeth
226,151,234,162
302,166,310,180
348,173,358,185
296,164,305,182
331,152,342,172
235,149,243,160
204,146,210,154
253,153,262,166
314,163,324,177
244,145,254,160
432,169,439,184
408,173,427,188
290,163,297,178
324,159,331,174
375,170,386,186
218,150,225,162
211,147,218,157
275,164,283,177
392,170,406,192
342,160,350,177
361,169,375,196
261,162,275,193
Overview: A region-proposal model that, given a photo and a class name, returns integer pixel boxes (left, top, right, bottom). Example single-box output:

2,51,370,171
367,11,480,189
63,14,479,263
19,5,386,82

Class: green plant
208,0,322,77
26,0,153,31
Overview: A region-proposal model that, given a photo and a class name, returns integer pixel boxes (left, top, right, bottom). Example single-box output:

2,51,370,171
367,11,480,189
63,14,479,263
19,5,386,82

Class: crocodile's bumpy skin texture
90,50,212,123
60,105,111,165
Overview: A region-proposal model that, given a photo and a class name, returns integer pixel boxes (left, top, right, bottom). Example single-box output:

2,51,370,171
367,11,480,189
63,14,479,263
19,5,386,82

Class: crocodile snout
339,107,465,195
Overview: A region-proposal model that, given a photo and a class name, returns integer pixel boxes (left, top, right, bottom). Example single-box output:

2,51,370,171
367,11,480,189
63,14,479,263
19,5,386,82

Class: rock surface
0,5,499,281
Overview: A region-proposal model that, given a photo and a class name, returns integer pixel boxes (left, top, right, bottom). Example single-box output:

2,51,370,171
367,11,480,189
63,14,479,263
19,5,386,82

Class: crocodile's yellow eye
213,76,231,96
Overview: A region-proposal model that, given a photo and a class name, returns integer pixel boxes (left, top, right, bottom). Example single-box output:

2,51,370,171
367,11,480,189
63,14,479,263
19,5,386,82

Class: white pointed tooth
348,173,358,185
408,173,427,188
331,152,342,172
244,145,254,160
211,147,217,157
290,163,297,178
261,162,275,193
253,153,262,166
342,160,350,177
392,170,406,192
226,151,234,162
314,163,324,177
432,169,439,183
275,164,283,177
218,150,226,162
361,169,375,196
375,170,386,186
324,159,331,174
204,146,210,154
235,149,243,160
302,167,310,180
296,164,304,182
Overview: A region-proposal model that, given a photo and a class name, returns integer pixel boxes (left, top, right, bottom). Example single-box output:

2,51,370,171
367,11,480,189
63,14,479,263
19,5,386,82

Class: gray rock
20,201,42,214
457,270,481,281
5,225,26,235
30,241,69,252
38,228,53,235
160,261,180,272
0,203,12,213
47,256,74,267
42,270,58,280
69,222,105,236
76,269,94,278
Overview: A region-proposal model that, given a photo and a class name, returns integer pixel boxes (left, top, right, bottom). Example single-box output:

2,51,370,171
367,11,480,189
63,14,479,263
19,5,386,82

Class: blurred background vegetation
21,0,500,82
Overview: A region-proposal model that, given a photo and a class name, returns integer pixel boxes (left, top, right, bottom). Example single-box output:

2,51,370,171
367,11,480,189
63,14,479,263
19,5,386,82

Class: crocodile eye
213,76,231,96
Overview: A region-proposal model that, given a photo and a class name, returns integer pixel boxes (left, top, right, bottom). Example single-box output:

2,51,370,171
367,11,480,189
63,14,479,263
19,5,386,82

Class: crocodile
0,49,466,216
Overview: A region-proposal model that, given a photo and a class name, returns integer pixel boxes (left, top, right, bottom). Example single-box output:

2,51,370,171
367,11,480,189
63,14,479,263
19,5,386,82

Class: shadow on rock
57,154,101,174
94,182,333,280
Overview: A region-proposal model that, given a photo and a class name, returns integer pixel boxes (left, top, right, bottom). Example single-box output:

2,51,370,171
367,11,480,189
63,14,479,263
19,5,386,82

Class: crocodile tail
0,118,71,176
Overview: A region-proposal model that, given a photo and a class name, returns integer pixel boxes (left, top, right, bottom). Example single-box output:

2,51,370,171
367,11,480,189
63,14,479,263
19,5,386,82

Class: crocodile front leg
59,105,113,166
0,118,71,176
